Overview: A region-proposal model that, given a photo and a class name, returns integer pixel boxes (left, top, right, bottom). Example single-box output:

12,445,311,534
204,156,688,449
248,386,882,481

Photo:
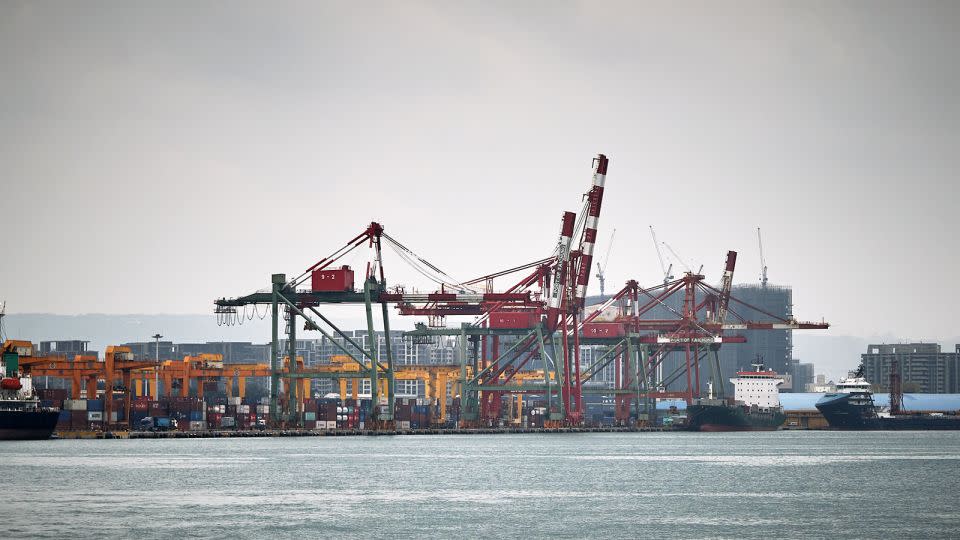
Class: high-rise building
861,343,960,393
792,361,815,393
716,284,793,394
587,284,794,395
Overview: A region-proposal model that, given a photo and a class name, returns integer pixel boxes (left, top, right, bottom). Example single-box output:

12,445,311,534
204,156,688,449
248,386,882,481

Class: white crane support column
574,154,608,305
549,211,577,310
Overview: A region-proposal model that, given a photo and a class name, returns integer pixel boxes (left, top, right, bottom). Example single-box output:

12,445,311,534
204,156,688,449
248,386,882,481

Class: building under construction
716,283,793,393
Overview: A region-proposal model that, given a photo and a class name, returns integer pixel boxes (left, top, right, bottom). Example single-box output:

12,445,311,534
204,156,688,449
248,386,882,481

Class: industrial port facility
9,153,832,436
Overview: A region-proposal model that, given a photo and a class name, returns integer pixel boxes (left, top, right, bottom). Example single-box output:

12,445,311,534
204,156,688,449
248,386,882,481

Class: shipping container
64,399,87,411
488,311,538,329
581,322,626,338
311,265,354,292
37,388,69,401
189,421,206,431
87,399,104,411
87,411,103,422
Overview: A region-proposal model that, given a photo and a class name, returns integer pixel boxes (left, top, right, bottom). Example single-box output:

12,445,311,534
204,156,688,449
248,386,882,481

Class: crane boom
649,226,674,286
662,241,692,273
595,228,616,296
715,251,737,324
650,226,666,275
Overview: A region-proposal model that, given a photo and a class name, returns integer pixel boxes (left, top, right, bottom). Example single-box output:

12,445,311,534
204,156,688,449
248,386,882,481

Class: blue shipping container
189,411,204,421
87,399,104,411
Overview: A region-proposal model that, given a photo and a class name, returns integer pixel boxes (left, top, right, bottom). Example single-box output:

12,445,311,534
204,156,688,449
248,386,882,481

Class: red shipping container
581,322,626,338
311,266,354,292
488,311,538,329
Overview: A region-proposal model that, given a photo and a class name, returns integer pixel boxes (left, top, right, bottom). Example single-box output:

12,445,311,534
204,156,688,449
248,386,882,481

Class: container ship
1,341,60,440
686,362,786,432
815,363,960,430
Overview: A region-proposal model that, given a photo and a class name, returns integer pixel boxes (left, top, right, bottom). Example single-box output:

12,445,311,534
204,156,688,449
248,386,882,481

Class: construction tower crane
649,226,674,286
662,241,701,275
757,227,768,287
595,228,616,297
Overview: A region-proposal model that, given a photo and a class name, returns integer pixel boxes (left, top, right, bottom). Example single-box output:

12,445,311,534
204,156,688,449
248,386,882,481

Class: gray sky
2,1,958,341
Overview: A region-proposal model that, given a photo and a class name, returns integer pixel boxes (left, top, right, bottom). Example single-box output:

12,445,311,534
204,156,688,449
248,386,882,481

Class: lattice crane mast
649,226,674,287
595,228,616,297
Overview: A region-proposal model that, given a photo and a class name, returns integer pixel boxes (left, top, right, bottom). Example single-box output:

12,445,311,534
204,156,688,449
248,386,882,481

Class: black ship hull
816,392,960,430
880,415,960,430
815,392,880,429
686,404,786,432
0,409,59,440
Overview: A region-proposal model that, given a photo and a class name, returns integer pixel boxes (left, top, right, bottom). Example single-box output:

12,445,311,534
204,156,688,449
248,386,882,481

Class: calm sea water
4,431,960,539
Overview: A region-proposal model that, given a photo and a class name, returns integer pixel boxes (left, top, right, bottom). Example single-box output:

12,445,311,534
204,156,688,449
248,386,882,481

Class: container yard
4,153,833,438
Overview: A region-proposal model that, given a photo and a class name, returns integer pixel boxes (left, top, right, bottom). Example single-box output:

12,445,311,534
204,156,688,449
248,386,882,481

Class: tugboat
0,339,60,440
686,359,787,432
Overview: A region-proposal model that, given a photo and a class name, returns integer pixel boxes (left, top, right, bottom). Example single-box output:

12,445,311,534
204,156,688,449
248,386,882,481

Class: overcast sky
2,1,958,341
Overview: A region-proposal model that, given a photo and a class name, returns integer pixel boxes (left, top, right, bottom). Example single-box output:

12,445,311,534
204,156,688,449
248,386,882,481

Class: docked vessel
813,365,880,429
686,361,786,432
1,340,60,440
815,363,960,430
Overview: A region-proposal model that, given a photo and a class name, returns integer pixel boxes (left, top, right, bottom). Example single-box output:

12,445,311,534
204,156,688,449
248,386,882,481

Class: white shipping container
65,399,87,411
239,405,251,414
228,397,242,406
256,405,270,414
87,411,103,421
110,412,119,423
326,421,337,429
399,421,410,430
189,421,206,431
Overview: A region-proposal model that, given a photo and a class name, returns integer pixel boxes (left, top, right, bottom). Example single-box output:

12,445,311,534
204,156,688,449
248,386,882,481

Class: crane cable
382,233,476,293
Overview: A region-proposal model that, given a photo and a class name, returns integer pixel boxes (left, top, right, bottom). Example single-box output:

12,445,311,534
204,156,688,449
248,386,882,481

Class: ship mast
890,359,904,415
